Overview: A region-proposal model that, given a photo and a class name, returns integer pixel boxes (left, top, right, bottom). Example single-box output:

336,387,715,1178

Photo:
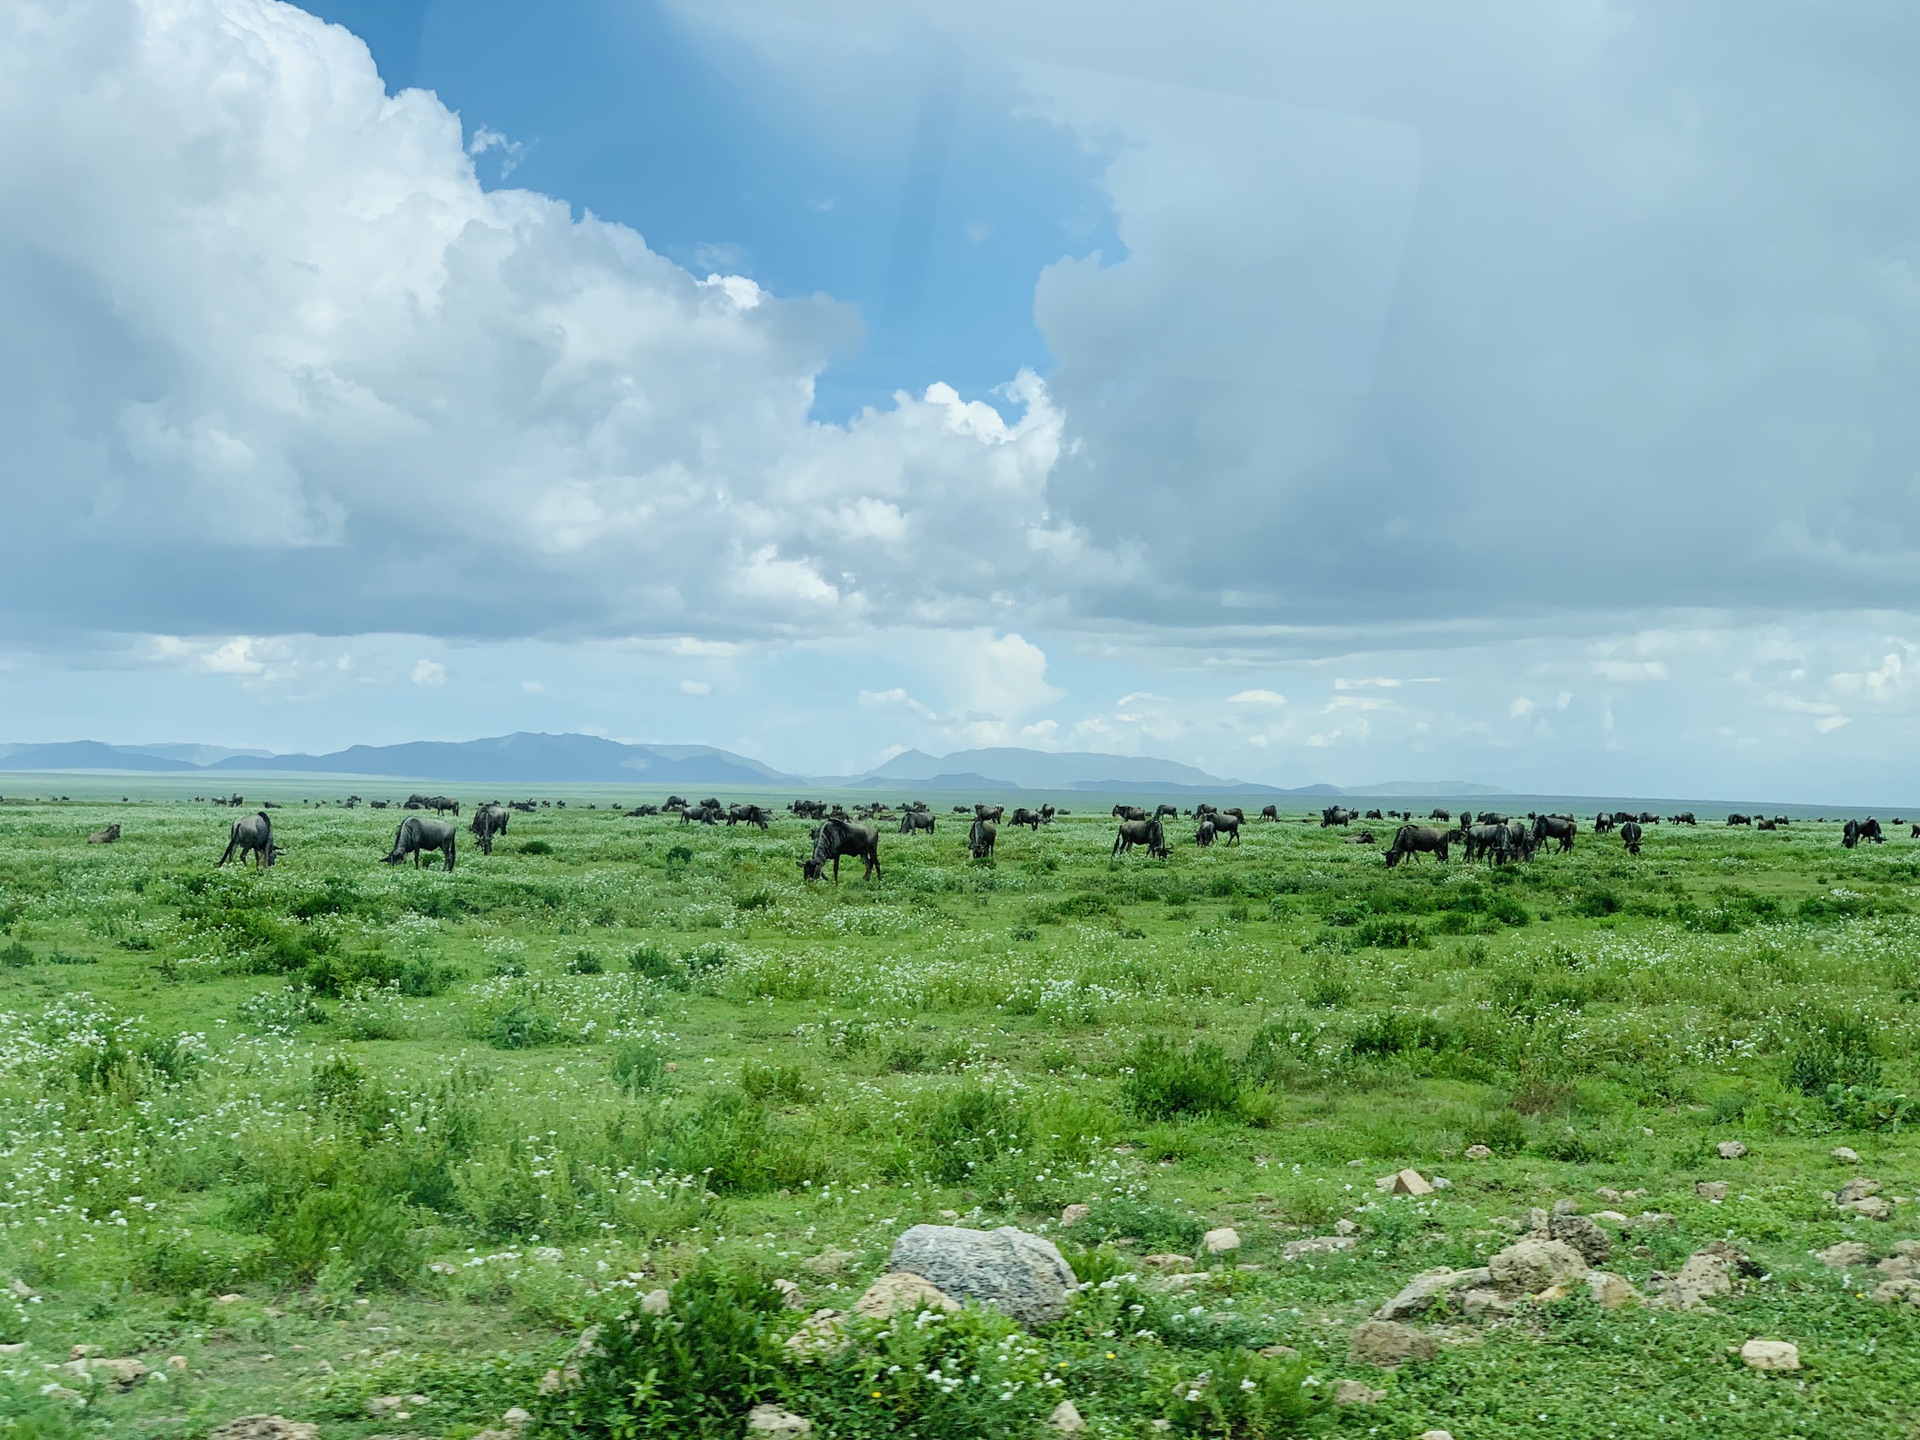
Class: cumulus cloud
1227,688,1287,706
0,0,1114,646
410,659,447,686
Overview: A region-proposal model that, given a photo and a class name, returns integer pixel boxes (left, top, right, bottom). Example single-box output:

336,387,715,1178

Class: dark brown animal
801,818,881,882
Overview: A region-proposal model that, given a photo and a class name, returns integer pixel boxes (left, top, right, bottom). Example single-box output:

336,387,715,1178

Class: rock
167,1356,189,1374
429,1261,458,1275
1595,1210,1630,1224
1488,1239,1590,1296
745,1404,813,1435
1694,1181,1729,1202
1584,1271,1643,1309
1831,1146,1861,1164
1653,1247,1746,1310
640,1288,670,1315
1815,1242,1873,1267
92,1358,147,1387
472,1430,516,1440
1283,1235,1355,1260
1380,1169,1435,1197
367,1396,405,1417
854,1272,959,1319
889,1225,1077,1327
1331,1380,1384,1406
1334,1218,1360,1235
1142,1254,1194,1273
1202,1227,1241,1255
1431,1176,1451,1190
1844,1197,1895,1221
803,1248,858,1276
1258,1345,1300,1360
503,1407,532,1427
1347,1320,1440,1367
41,1387,84,1404
1625,1211,1677,1231
1527,1207,1551,1232
1594,1186,1623,1202
771,1278,808,1310
1549,1213,1613,1267
206,1420,319,1440
1420,1432,1456,1440
1158,1271,1207,1290
1739,1340,1799,1371
1060,1204,1090,1227
1460,1288,1517,1319
1717,1141,1748,1160
1837,1178,1881,1205
1895,1241,1920,1259
784,1309,849,1356
68,1345,98,1358
1048,1399,1086,1433
1374,1267,1492,1320
1868,1278,1920,1307
1464,1145,1493,1160
1552,1199,1582,1216
214,1293,244,1304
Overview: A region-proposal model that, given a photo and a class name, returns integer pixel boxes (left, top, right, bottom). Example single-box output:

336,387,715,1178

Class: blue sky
2,1,1919,799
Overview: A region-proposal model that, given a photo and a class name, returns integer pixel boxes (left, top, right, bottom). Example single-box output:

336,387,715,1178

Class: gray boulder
888,1225,1077,1326
1549,1212,1613,1267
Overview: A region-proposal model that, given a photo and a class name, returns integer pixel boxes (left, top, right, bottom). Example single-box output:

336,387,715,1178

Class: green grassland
0,794,1914,1439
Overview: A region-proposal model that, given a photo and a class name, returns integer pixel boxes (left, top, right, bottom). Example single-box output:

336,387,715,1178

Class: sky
3,0,1919,799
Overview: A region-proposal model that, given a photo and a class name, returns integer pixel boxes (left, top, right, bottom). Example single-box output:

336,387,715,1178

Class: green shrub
918,1080,1030,1184
521,839,554,856
0,940,32,968
485,1002,565,1050
1122,1037,1241,1121
270,1185,417,1287
1352,915,1429,949
740,1061,814,1106
566,948,604,974
1347,1011,1455,1060
1783,1013,1881,1096
612,1039,668,1096
1071,1196,1205,1250
628,941,689,989
663,1088,818,1194
1165,1347,1324,1438
537,1262,786,1439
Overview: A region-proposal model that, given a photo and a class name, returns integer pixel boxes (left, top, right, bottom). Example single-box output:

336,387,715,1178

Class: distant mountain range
0,734,1509,797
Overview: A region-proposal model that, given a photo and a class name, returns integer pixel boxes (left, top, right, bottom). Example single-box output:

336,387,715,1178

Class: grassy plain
0,791,1913,1439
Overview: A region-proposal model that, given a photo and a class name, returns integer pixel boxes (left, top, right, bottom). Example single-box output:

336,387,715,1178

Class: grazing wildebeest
1726,813,1752,826
1321,806,1358,827
1429,809,1451,822
1533,815,1577,854
1364,808,1384,821
218,812,277,868
975,804,1005,824
728,804,772,831
625,804,660,817
1009,807,1044,831
1669,812,1697,826
1772,815,1791,827
470,802,509,855
898,809,936,835
1112,804,1148,822
1260,805,1280,821
800,817,881,881
1504,818,1535,860
1637,812,1659,825
1349,830,1377,845
1843,818,1885,849
952,806,972,815
370,799,390,809
968,817,996,859
1111,817,1168,859
1756,818,1777,831
1383,824,1451,868
385,814,456,871
1592,812,1615,833
509,800,537,813
1911,823,1920,839
1463,822,1511,864
1194,818,1216,847
87,824,121,845
791,799,827,819
1207,811,1242,844
681,801,721,825
1620,820,1644,855
1153,804,1179,822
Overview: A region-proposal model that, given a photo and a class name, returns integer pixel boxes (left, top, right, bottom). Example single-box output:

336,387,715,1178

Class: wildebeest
1364,808,1384,821
1194,818,1216,847
1112,804,1148,822
1772,815,1791,827
680,801,721,825
1112,817,1168,859
405,793,460,816
1533,815,1577,853
967,817,996,859
1428,809,1451,821
469,802,509,855
625,804,661,818
951,806,972,815
1637,812,1660,825
1383,824,1451,868
1620,820,1644,855
385,814,456,871
1205,810,1242,844
1756,818,1776,831
1911,824,1920,839
1260,805,1280,821
1504,818,1535,860
87,824,121,845
1669,812,1697,825
800,817,881,882
218,812,277,868
728,804,772,831
1153,804,1179,821
1843,817,1885,849
1462,822,1511,864
1321,806,1358,827
1726,813,1752,826
898,809,936,835
1593,812,1615,833
975,804,1005,824
1009,807,1044,831
791,799,827,819
370,799,390,809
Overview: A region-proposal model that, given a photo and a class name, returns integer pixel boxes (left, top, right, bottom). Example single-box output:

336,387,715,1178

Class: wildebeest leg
445,838,456,872
832,855,841,882
217,840,234,866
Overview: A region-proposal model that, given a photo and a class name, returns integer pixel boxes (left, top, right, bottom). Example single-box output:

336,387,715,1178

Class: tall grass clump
1122,1036,1241,1120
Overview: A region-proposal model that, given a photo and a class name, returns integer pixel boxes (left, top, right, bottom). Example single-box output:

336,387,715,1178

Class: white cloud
1592,660,1670,682
521,679,543,692
1507,696,1536,720
411,659,447,686
679,679,712,695
1228,688,1287,706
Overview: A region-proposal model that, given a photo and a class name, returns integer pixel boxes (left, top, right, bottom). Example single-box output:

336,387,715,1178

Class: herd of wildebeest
2,784,1903,880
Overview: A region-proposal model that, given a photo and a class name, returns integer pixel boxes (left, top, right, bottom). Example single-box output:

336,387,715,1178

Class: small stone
1594,1210,1630,1224
368,1396,405,1416
202,1410,316,1436
68,1345,98,1359
40,1388,83,1405
1347,1319,1440,1367
1048,1398,1086,1433
1739,1339,1800,1371
640,1288,670,1315
503,1406,532,1427
854,1272,959,1319
1895,1241,1920,1259
1060,1204,1090,1227
1258,1345,1300,1360
772,1278,808,1310
1202,1227,1241,1255
1625,1211,1677,1230
1384,1169,1436,1197
1421,1432,1456,1440
1717,1141,1748,1160
1837,1178,1882,1205
1694,1181,1729,1202
1430,1176,1451,1190
1334,1218,1360,1236
784,1309,848,1356
1831,1146,1861,1164
1283,1235,1355,1260
1815,1242,1873,1267
1331,1379,1385,1406
938,1209,960,1220
92,1358,147,1387
803,1248,858,1275
166,1356,189,1374
663,1061,678,1071
1595,1187,1623,1202
1374,1267,1491,1320
1843,1196,1895,1221
1142,1254,1194,1273
1552,1199,1582,1216
1464,1145,1493,1160
0,1344,22,1356
745,1403,813,1435
1652,1246,1745,1310
1527,1207,1551,1232
429,1261,458,1275
1460,1288,1516,1319
1550,1213,1613,1266
214,1293,243,1304
1584,1271,1643,1309
1489,1239,1590,1296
